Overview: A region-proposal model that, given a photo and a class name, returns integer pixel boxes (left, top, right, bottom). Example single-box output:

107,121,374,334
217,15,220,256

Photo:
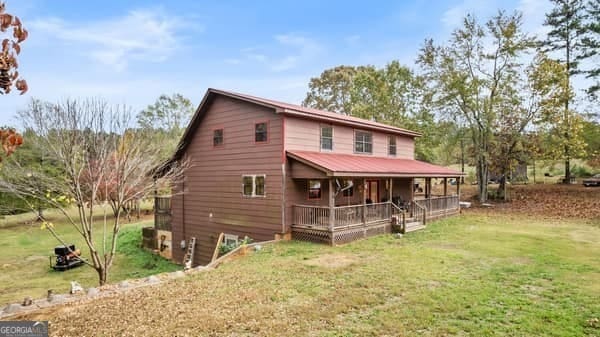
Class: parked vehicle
582,174,600,187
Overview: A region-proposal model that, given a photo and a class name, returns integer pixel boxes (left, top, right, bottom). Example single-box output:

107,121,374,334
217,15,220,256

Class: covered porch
287,151,463,245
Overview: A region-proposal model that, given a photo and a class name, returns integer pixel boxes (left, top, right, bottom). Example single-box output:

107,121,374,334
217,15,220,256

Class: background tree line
302,1,599,202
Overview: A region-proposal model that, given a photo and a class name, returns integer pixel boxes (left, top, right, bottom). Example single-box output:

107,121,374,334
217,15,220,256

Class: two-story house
156,88,463,266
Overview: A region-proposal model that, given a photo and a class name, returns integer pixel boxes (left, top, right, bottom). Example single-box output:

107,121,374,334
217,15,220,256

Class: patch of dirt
302,253,357,268
510,257,532,265
24,255,48,262
461,184,600,221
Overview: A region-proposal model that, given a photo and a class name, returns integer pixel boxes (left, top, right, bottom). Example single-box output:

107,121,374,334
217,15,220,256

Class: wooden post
328,178,335,232
457,177,461,212
388,178,393,219
362,178,367,225
443,178,447,196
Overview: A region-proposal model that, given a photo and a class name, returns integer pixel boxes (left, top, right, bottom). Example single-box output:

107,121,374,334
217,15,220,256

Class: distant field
14,187,600,336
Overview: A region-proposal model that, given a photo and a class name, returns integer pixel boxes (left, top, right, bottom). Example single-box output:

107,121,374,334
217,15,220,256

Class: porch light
180,240,186,250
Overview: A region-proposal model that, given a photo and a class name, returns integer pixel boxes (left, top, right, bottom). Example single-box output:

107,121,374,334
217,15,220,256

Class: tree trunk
476,157,488,203
96,266,107,286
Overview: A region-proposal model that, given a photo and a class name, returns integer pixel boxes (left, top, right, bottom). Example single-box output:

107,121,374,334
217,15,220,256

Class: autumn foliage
0,1,28,95
0,128,23,160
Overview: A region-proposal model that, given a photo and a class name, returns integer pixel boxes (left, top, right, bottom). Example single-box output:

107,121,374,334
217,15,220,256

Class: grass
0,213,179,305
21,212,600,337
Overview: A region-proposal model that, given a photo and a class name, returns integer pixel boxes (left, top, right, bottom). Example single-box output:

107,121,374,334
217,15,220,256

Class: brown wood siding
171,96,283,266
285,117,414,159
289,159,328,179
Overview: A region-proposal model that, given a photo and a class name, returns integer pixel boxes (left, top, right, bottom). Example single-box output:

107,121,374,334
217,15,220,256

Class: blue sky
0,0,552,127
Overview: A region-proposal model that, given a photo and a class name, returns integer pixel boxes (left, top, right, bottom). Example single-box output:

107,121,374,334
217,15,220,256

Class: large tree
580,0,600,96
303,62,439,161
418,11,536,202
302,65,371,114
137,94,194,160
0,99,187,285
541,0,590,181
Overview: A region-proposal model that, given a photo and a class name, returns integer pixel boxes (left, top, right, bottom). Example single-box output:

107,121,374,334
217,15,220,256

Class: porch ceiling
287,151,464,178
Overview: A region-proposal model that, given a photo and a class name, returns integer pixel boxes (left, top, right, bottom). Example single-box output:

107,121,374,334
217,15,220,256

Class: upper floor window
354,130,372,154
255,122,268,142
320,125,333,151
242,175,266,197
213,129,224,146
388,135,396,156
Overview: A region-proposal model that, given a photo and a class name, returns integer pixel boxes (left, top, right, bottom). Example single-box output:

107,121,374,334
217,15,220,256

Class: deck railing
333,205,363,228
293,205,330,230
293,196,459,231
414,195,459,217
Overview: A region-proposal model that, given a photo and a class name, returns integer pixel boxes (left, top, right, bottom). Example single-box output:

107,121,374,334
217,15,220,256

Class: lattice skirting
291,227,332,244
292,221,391,245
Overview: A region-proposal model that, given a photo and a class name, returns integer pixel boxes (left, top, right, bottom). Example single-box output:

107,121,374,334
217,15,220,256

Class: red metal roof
287,151,463,178
207,88,421,137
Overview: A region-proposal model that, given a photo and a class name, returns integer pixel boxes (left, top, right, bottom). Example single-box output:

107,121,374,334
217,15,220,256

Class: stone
70,281,84,294
145,276,160,284
22,297,32,306
48,294,67,303
394,233,404,239
254,245,262,251
3,303,22,314
87,287,99,297
170,271,185,279
118,281,130,289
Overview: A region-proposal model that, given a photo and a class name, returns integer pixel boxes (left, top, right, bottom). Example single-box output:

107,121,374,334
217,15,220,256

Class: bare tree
0,98,187,285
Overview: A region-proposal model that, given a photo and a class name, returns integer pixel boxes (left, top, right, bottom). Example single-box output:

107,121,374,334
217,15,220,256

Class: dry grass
12,211,600,337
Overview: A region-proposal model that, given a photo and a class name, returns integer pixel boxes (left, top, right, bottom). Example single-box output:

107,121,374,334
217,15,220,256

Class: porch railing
414,195,459,217
293,205,330,230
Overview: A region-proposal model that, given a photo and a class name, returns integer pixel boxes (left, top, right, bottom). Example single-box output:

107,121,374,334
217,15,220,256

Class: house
155,88,463,266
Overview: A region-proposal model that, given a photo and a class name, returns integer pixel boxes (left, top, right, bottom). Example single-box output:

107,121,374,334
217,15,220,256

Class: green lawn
0,214,178,305
22,212,600,337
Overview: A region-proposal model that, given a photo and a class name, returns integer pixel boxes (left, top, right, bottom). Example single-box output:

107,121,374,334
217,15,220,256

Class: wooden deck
291,195,459,245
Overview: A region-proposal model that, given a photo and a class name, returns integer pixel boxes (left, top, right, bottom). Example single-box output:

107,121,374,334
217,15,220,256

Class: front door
366,180,379,203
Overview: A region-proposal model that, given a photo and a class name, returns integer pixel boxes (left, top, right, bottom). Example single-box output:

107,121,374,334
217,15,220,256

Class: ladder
183,237,196,270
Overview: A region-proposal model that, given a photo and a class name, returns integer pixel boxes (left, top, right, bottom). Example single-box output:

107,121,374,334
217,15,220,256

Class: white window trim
320,125,334,152
223,234,239,246
354,130,373,154
388,135,397,156
242,174,266,198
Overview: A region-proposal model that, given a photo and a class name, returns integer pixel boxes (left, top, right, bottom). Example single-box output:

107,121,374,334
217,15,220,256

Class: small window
354,130,373,154
255,122,268,142
342,179,354,197
320,125,333,151
308,180,322,199
388,135,396,156
213,129,224,146
242,175,266,197
223,234,238,246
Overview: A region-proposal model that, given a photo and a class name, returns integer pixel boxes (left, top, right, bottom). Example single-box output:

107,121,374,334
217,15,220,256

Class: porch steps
405,222,425,233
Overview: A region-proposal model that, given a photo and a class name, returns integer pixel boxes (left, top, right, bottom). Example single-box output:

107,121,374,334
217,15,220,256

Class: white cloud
235,34,322,72
441,0,500,29
29,8,198,71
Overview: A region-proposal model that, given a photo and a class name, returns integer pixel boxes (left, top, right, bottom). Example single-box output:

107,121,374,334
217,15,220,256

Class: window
213,129,224,146
255,122,268,142
320,125,333,151
388,135,396,156
242,175,266,197
354,130,373,154
308,180,322,199
223,234,238,246
341,179,354,197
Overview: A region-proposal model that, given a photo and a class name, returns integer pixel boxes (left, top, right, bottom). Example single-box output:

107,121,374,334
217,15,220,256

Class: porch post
443,177,448,196
328,178,335,232
362,178,367,225
388,178,393,219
